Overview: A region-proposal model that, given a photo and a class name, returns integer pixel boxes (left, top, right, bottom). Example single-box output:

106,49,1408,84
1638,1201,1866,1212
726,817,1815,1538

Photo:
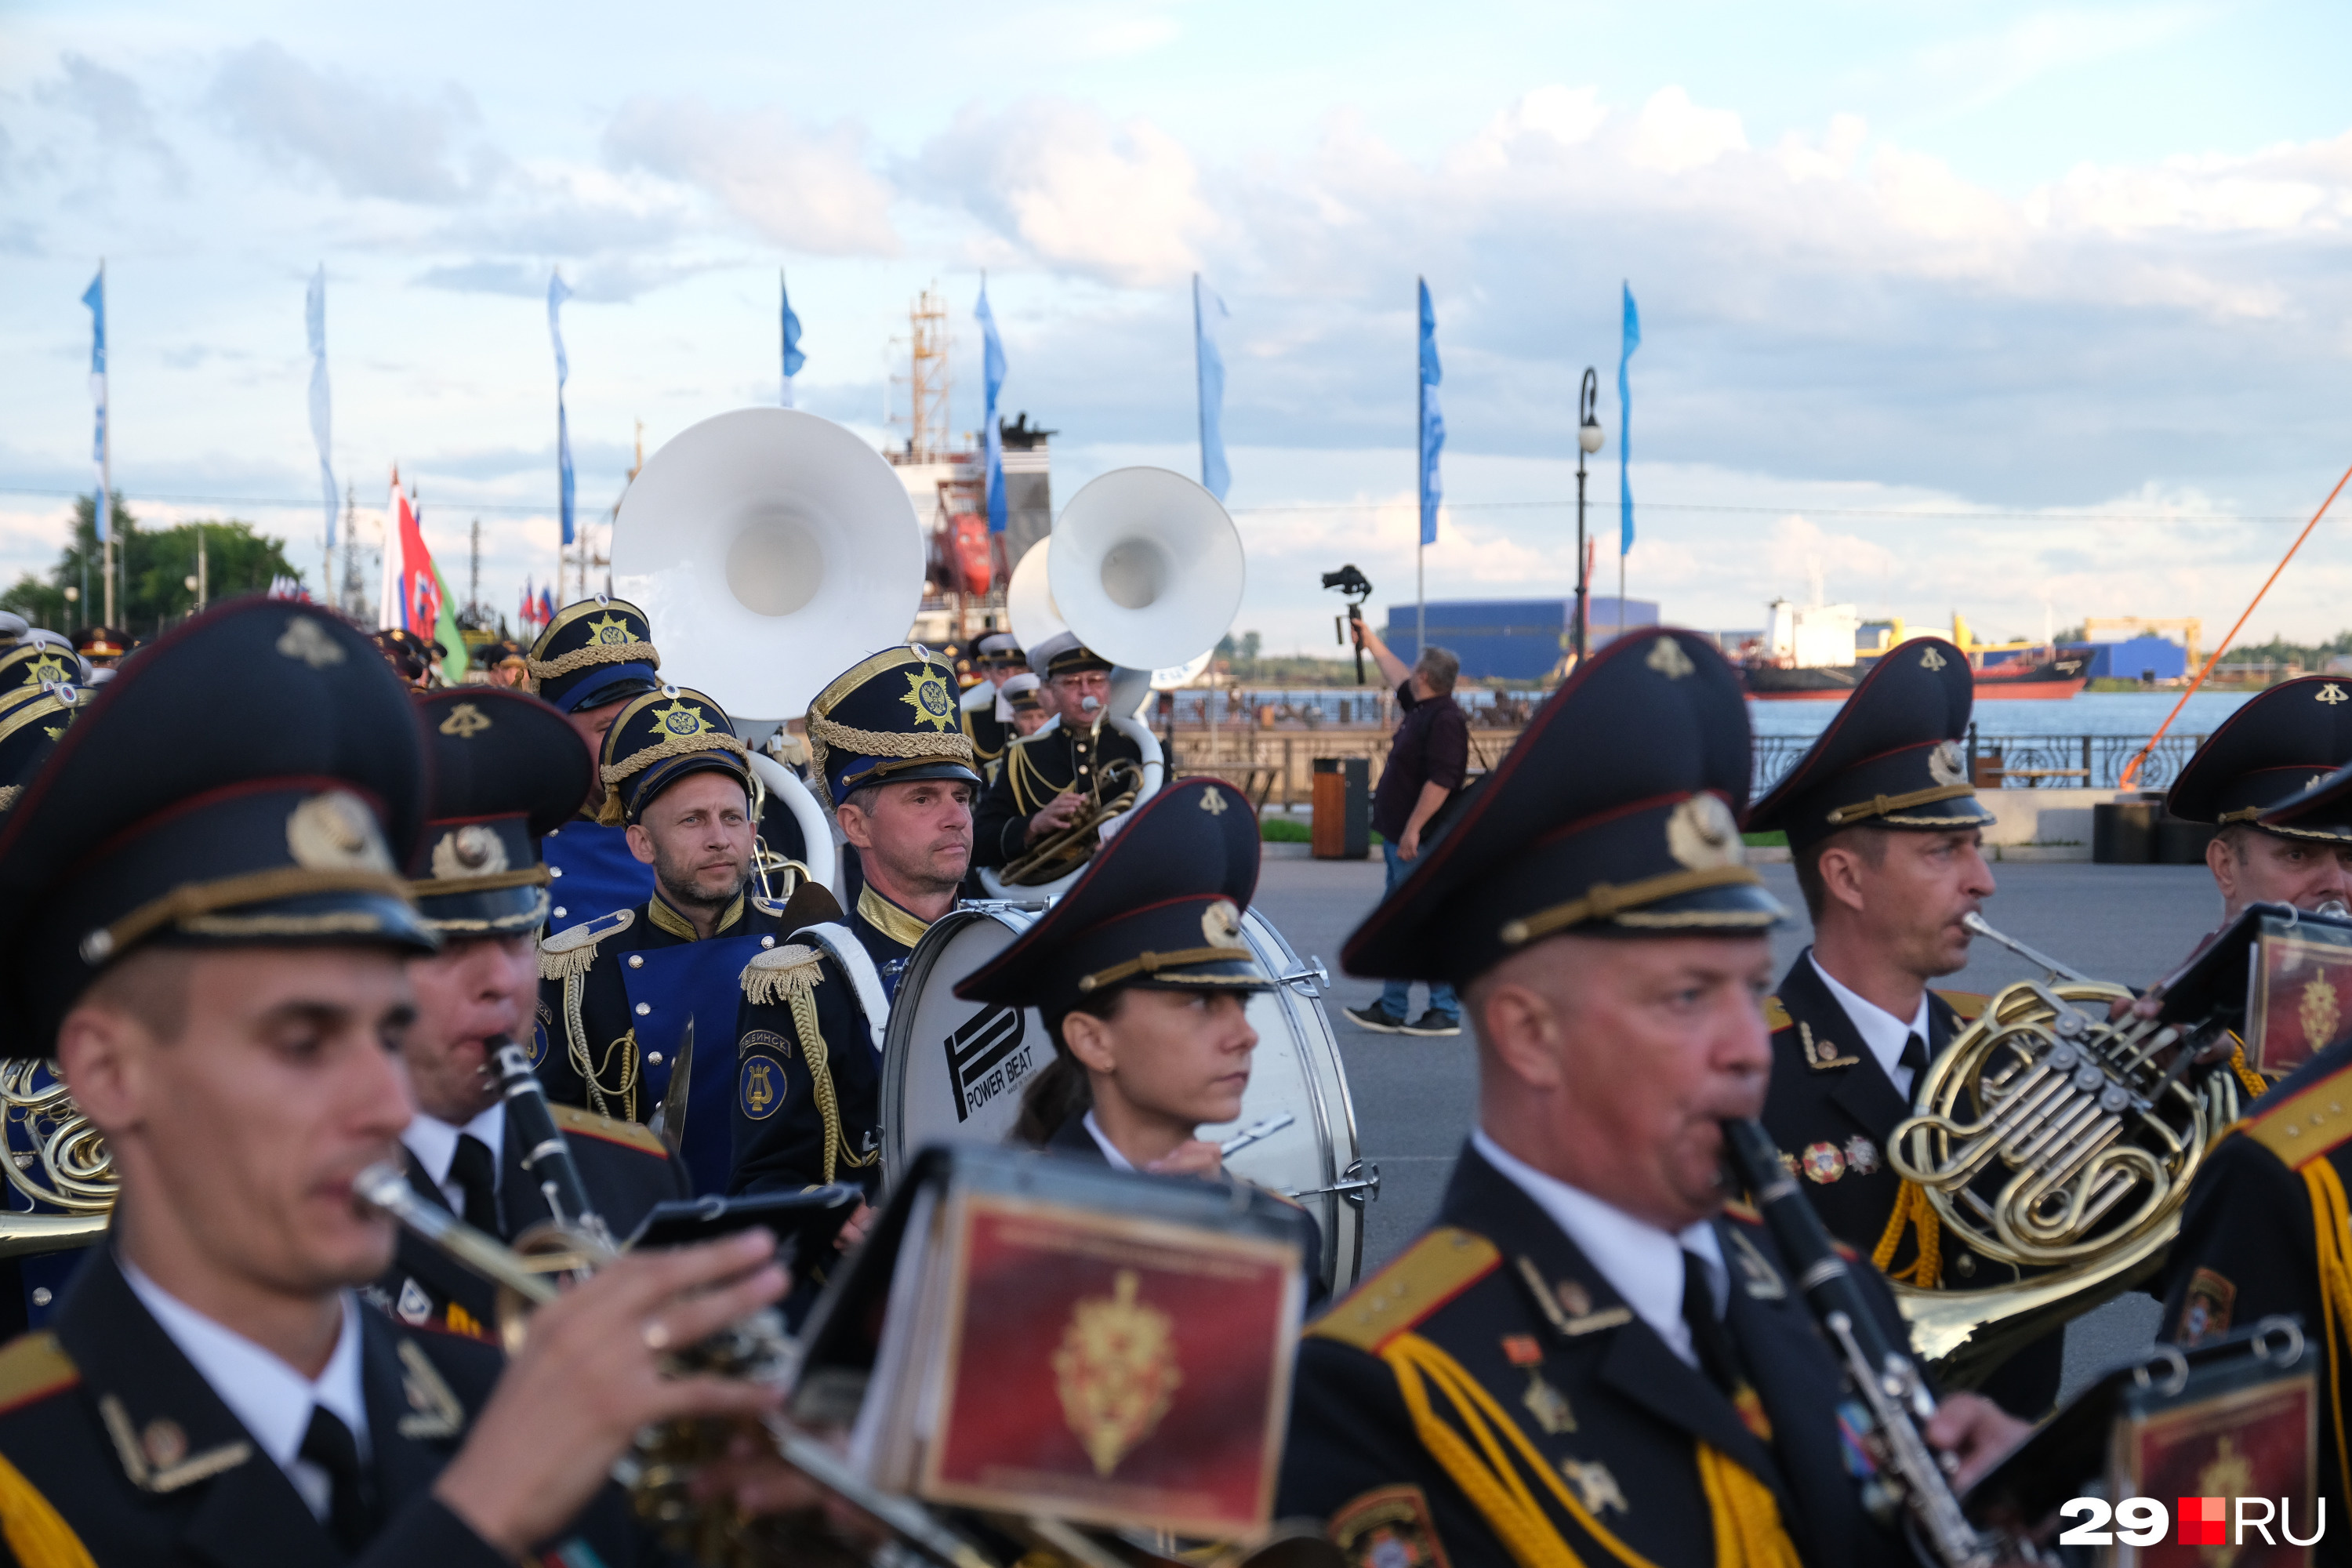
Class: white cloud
602,98,898,257
1626,86,1747,174
209,43,501,203
913,100,1221,286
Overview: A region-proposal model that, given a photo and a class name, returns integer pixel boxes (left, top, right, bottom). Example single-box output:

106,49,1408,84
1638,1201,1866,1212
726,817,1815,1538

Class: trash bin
1312,757,1370,859
2092,802,2158,864
2155,816,2220,866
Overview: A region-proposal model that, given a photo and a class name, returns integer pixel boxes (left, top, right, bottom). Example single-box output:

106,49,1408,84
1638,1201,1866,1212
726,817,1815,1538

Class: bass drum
881,904,1370,1294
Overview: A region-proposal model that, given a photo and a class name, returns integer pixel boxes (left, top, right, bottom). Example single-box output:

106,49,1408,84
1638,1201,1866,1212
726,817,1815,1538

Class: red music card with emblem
2113,1373,2315,1566
916,1191,1302,1537
2246,925,2352,1078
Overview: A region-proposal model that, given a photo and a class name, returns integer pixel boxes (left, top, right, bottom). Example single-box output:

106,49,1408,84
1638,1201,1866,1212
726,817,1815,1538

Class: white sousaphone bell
979,466,1245,899
612,408,933,903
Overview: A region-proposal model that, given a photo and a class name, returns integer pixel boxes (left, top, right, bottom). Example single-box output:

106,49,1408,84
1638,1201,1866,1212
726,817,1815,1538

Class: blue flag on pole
1194,274,1230,502
975,281,1007,534
306,266,337,551
548,271,575,547
82,267,109,545
780,270,804,408
1417,278,1444,547
1618,282,1640,557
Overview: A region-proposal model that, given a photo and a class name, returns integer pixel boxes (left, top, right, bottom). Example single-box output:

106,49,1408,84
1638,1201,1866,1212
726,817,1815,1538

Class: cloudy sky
7,0,2352,660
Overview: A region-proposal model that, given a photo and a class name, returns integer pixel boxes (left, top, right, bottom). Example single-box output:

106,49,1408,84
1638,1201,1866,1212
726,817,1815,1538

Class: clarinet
490,1035,615,1251
1719,1119,2000,1568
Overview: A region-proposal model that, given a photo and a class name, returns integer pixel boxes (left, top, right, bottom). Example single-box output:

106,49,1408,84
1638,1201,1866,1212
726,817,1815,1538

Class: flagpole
1416,305,1426,659
98,259,114,629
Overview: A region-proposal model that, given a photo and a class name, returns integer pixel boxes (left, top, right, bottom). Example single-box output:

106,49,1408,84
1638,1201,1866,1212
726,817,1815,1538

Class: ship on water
1739,599,2089,701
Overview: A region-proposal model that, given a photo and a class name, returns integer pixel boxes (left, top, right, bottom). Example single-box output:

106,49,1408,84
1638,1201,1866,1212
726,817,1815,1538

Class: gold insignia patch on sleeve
2176,1267,2236,1345
1762,995,1791,1031
1330,1484,1454,1568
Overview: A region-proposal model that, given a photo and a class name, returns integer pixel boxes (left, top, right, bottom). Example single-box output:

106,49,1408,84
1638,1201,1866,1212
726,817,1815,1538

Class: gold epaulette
1308,1227,1499,1353
1935,989,1990,1022
539,909,633,982
742,943,825,1007
1763,996,1791,1030
0,1334,76,1416
2238,1063,2352,1168
550,1102,669,1158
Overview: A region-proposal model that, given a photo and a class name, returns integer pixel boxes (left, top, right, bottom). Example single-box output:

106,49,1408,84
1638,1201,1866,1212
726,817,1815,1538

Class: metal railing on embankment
1165,723,2212,813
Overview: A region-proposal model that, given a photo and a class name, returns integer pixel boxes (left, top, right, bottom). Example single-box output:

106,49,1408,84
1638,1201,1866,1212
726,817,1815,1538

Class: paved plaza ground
1252,853,2227,1401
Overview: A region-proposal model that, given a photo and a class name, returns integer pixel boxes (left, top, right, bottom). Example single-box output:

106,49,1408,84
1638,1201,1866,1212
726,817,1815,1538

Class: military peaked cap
0,636,85,691
529,596,662,714
804,648,983,807
0,682,80,815
1744,637,1994,852
957,776,1269,1022
0,600,435,1054
1027,631,1114,678
2169,676,2352,839
412,688,588,933
1345,630,1784,986
597,684,751,826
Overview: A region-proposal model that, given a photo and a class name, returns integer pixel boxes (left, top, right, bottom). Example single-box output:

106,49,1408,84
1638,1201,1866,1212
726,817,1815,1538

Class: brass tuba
1886,914,2239,1388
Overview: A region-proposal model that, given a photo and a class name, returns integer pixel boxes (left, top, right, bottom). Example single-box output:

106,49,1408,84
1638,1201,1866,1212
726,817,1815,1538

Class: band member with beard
0,600,799,1564
379,688,686,1339
533,685,807,1194
1281,629,2023,1568
731,648,982,1196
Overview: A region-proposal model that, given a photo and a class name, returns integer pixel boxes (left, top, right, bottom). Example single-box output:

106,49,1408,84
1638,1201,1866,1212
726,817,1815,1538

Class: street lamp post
1573,368,1606,662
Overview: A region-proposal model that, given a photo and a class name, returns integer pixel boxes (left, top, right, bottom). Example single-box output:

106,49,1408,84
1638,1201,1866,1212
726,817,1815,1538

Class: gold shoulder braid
540,912,639,1122
742,946,872,1182
1005,736,1065,818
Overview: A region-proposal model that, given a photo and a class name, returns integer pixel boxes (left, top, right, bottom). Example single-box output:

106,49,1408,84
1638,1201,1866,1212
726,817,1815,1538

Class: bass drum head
880,906,1366,1294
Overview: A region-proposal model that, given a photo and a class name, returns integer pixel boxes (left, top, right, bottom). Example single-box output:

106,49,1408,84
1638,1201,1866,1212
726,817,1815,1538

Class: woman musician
953,776,1325,1301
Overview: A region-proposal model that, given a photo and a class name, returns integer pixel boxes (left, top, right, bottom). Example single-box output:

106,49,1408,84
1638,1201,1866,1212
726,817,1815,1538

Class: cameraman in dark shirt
1344,622,1468,1036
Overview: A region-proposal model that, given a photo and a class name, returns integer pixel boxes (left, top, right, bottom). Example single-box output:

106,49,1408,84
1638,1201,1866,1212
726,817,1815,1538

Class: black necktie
1899,1031,1929,1078
297,1404,378,1554
448,1134,500,1238
1679,1250,1744,1396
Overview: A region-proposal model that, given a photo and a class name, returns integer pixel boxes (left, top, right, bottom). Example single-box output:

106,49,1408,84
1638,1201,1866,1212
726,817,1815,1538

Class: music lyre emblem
1051,1269,1182,1476
1918,646,1947,671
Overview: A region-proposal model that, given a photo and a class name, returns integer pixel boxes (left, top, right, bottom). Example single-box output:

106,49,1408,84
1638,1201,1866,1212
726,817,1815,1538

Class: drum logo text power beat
946,1006,1039,1123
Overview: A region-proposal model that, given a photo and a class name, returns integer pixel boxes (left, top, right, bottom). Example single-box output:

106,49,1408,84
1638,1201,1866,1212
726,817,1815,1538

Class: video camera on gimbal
1322,564,1374,686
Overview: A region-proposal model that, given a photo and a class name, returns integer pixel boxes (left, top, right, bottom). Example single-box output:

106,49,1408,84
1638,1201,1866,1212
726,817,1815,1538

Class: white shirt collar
1470,1127,1724,1368
1807,950,1932,1100
1082,1110,1138,1172
398,1102,506,1215
120,1257,370,1520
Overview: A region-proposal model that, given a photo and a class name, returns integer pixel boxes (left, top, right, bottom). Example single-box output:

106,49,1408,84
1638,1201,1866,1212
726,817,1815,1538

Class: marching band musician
1281,629,2024,1568
532,684,802,1195
2154,757,2352,1535
971,775,1273,1178
525,597,666,931
731,648,982,1195
1740,638,2060,1417
971,631,1145,873
0,634,87,692
382,688,686,1340
2163,675,2352,925
0,599,798,1565
69,625,132,671
1001,673,1051,740
957,630,1027,771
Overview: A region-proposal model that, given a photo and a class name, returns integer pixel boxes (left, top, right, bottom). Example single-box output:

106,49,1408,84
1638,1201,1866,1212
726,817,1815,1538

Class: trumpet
1885,913,2239,1387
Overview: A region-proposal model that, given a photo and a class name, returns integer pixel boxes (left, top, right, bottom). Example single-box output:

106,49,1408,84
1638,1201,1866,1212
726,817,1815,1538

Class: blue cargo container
2077,636,2188,682
1383,597,1659,681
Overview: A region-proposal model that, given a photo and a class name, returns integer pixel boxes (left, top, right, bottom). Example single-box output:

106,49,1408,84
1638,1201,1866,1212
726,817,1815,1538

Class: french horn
0,1060,114,1258
1886,913,2239,1387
